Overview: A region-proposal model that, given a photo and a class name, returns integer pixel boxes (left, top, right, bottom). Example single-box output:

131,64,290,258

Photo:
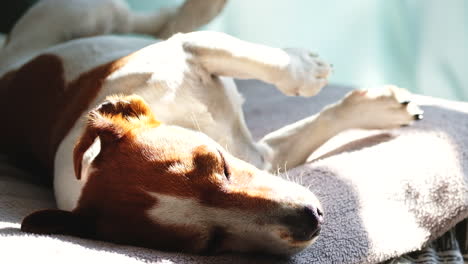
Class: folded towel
0,81,466,264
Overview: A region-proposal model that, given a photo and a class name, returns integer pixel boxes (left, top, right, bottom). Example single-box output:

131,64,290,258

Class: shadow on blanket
310,133,397,163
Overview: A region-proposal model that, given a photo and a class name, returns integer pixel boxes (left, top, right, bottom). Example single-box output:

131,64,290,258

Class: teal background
127,0,468,101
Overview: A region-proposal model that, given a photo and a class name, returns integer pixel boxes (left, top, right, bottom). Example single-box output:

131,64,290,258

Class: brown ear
94,94,156,119
21,209,93,238
73,94,160,179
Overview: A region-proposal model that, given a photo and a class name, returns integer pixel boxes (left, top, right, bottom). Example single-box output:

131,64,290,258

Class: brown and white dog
0,0,423,256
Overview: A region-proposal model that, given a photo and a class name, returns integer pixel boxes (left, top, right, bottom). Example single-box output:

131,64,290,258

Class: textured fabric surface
0,80,467,263
385,219,467,264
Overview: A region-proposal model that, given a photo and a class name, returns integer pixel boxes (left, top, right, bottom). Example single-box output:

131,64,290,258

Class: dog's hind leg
1,0,156,67
2,0,164,59
123,0,227,39
1,0,225,69
258,86,424,171
153,0,227,39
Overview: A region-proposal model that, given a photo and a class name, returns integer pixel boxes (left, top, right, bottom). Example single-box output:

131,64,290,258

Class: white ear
80,137,101,181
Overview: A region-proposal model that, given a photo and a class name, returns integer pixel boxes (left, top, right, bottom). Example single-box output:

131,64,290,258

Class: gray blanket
1,81,467,263
387,220,467,263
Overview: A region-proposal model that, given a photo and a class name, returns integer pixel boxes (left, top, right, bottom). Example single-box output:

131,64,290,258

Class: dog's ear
21,210,93,238
73,94,160,179
85,94,160,141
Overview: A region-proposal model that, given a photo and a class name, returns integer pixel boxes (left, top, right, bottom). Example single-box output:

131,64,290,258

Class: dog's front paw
276,48,332,97
337,85,424,129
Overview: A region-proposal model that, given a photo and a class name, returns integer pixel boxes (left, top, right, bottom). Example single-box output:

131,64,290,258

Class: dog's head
22,95,323,255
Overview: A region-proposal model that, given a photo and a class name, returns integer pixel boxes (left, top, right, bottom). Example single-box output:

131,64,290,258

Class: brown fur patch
73,136,203,251
0,54,132,184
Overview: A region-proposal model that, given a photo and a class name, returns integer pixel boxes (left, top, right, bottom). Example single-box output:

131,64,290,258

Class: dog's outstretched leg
173,31,331,97
154,0,227,39
1,0,225,69
258,85,424,171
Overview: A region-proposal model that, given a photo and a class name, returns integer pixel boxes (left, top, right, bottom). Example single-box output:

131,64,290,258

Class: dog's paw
337,85,424,129
276,48,332,97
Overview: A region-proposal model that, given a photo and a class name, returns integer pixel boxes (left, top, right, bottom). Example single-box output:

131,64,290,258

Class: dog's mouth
275,224,321,246
201,226,228,255
278,227,321,246
291,226,321,243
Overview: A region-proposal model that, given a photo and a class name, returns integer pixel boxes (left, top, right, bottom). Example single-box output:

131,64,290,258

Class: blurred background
2,0,467,101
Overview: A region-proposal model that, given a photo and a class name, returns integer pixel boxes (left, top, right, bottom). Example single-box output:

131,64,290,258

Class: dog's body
0,0,422,255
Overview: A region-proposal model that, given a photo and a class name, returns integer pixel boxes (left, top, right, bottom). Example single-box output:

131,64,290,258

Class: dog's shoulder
0,39,141,179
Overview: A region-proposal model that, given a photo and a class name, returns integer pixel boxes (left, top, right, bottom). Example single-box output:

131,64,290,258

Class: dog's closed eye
218,150,231,180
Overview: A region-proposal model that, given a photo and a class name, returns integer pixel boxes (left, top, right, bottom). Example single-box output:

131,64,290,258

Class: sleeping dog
0,0,423,255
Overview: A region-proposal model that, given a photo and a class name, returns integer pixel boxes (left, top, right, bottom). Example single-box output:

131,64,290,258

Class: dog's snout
282,205,324,242
304,205,324,225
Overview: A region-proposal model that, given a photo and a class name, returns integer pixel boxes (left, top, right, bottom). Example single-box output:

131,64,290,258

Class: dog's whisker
223,142,231,154
190,111,202,132
282,169,288,180
275,167,281,177
298,172,305,185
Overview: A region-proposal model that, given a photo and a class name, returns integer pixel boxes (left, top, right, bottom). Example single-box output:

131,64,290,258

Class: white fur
80,137,101,181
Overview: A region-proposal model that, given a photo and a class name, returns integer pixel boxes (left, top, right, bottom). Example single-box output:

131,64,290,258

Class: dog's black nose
282,205,324,241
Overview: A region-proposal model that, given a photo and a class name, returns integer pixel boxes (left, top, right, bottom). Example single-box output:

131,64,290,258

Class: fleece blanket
1,81,467,264
387,220,467,263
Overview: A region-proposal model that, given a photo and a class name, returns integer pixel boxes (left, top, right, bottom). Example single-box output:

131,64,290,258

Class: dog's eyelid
217,150,231,180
